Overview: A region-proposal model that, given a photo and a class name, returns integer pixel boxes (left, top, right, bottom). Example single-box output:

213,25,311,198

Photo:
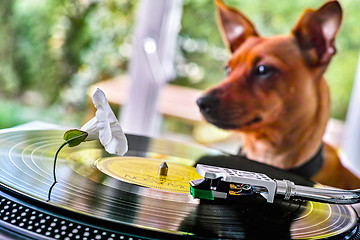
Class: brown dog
197,0,360,189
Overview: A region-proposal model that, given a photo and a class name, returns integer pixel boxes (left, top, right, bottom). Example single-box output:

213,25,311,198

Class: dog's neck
240,77,330,169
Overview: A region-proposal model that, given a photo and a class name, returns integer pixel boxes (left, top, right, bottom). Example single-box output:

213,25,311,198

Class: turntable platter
0,130,358,239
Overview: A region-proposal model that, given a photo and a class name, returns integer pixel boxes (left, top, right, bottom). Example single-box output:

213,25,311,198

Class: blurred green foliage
0,0,137,128
0,0,359,129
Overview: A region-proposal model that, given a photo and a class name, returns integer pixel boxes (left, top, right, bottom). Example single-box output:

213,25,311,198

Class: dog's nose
196,94,219,114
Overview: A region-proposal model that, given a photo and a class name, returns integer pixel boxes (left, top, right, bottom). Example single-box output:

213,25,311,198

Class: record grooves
0,129,359,239
0,185,183,240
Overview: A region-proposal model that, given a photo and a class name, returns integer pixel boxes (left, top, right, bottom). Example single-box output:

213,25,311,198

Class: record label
96,156,202,193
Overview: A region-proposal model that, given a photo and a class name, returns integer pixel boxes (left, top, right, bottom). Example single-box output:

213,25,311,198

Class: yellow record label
96,157,201,193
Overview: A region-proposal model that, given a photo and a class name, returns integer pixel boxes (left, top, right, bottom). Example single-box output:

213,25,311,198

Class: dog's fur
197,0,360,189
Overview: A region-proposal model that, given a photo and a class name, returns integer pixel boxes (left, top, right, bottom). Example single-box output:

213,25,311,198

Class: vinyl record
0,129,358,239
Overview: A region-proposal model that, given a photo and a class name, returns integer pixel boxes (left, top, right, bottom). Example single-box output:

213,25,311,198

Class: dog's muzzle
197,92,242,130
196,93,220,117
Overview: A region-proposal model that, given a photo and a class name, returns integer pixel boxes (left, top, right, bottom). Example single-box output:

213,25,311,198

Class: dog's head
197,0,342,132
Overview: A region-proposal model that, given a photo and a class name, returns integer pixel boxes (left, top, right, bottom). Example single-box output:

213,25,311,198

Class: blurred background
0,0,359,138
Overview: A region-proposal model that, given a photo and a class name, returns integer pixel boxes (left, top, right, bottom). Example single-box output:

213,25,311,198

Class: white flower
80,88,128,156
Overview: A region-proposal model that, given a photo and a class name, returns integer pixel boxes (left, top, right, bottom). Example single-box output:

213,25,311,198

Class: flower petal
98,122,112,146
103,131,128,156
93,89,117,123
80,117,99,141
81,88,128,156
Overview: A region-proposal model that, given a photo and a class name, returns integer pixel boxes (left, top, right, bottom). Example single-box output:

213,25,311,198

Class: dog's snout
196,94,219,114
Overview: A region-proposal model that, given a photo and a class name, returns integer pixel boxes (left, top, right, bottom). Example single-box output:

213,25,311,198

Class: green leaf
63,129,88,147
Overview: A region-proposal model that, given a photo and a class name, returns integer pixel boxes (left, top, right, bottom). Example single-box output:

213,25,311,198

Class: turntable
0,129,359,239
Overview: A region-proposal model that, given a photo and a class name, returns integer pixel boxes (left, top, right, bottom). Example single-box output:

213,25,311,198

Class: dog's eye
224,66,231,76
254,65,276,79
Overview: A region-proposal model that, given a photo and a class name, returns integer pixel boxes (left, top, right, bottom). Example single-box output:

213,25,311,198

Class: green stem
47,181,56,202
53,141,68,183
49,133,87,202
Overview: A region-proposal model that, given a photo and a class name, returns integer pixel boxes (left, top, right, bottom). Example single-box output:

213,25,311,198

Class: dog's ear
292,1,342,66
215,0,258,53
